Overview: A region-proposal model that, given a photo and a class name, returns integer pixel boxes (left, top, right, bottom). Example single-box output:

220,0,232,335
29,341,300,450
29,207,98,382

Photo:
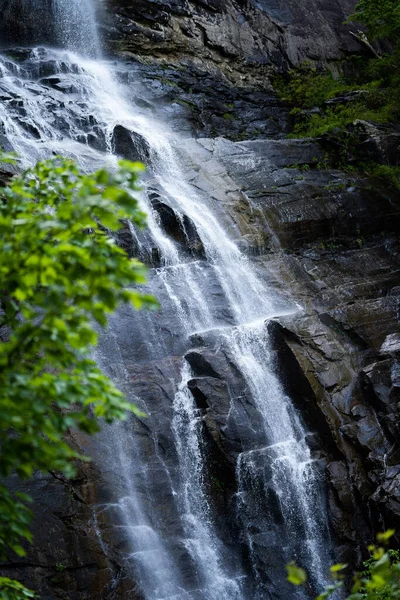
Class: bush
274,0,400,143
287,530,400,600
0,154,157,598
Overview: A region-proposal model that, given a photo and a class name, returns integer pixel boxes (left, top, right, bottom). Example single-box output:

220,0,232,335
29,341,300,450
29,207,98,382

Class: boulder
111,124,151,162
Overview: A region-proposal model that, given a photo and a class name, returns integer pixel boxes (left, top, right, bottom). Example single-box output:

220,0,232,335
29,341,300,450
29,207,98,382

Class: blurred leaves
287,532,400,600
0,154,156,597
286,562,307,585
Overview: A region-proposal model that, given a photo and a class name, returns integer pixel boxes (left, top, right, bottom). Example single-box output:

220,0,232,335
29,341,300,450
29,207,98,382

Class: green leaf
316,584,343,600
377,530,396,543
286,562,307,585
118,159,146,172
330,563,348,573
0,155,154,597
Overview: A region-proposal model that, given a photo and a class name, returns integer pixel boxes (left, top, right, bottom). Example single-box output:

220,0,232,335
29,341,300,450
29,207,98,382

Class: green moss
275,0,400,147
158,76,179,87
173,98,197,109
231,130,249,141
222,112,235,121
319,238,343,251
210,475,225,493
273,61,357,109
274,46,400,191
323,182,347,191
291,102,392,138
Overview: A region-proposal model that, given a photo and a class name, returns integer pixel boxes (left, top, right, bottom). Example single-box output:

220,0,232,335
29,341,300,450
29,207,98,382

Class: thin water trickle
172,362,245,599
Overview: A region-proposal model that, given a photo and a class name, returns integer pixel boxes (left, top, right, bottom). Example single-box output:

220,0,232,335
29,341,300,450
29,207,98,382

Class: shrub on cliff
0,154,156,598
288,530,400,599
274,0,400,178
349,0,400,42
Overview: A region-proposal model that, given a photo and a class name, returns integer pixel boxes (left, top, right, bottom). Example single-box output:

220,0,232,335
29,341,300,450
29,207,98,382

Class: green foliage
347,0,400,41
352,549,400,599
293,99,396,138
360,163,400,191
288,531,400,600
274,0,400,148
286,562,307,585
275,58,400,139
0,579,36,599
274,61,356,109
0,154,157,598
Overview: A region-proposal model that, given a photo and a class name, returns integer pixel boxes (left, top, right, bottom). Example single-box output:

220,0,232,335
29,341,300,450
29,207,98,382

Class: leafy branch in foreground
0,155,157,598
287,530,400,599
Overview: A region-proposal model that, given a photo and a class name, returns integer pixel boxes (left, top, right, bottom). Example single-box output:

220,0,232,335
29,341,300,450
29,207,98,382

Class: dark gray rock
150,193,205,257
2,0,400,594
347,120,400,166
0,1,56,48
2,460,139,599
103,0,362,83
111,125,151,162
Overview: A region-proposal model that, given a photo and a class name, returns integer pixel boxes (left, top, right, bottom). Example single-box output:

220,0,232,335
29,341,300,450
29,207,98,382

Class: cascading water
0,2,336,598
52,0,101,57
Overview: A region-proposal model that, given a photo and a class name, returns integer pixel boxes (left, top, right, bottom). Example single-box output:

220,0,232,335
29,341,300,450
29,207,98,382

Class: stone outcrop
102,131,400,594
321,120,400,167
2,446,138,600
112,125,151,162
102,0,363,83
0,0,55,48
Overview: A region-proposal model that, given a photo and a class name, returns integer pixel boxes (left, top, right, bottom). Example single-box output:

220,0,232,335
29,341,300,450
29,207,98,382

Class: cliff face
101,0,362,81
195,135,400,552
1,0,400,598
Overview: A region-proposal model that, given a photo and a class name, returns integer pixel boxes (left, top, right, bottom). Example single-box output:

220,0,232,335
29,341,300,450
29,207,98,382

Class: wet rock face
162,134,398,569
112,125,151,162
205,135,400,551
0,0,55,48
207,137,400,250
132,61,291,140
3,456,140,600
4,106,398,598
102,0,361,80
1,0,400,596
318,120,400,168
150,193,205,257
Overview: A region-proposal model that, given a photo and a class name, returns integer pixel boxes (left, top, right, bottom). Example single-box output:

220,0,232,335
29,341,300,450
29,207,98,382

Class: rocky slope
1,0,400,597
3,129,399,598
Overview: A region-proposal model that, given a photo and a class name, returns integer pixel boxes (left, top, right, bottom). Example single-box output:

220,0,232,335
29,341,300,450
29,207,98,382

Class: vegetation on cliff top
274,54,400,138
0,154,155,598
274,0,400,189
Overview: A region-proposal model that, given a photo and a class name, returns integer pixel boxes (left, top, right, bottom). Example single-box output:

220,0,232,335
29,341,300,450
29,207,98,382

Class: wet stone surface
1,0,400,596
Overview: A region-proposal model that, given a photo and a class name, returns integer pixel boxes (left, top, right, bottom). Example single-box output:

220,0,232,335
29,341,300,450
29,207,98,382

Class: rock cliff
101,0,362,82
1,0,400,597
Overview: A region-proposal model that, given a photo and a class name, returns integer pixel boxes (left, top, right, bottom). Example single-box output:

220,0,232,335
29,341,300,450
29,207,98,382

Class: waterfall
52,0,101,58
0,2,335,598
